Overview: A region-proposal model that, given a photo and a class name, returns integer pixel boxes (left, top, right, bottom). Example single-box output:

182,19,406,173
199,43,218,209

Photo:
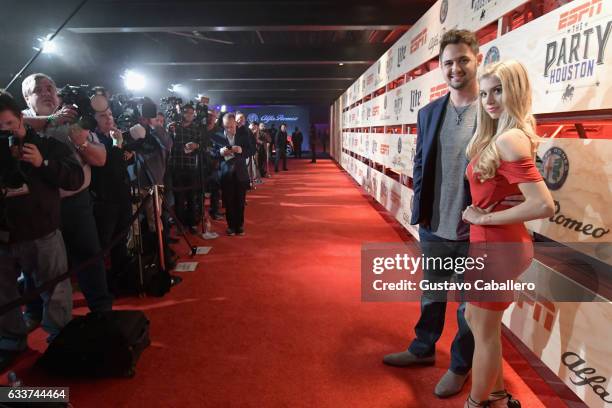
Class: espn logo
410,29,428,54
517,293,556,332
429,83,449,101
558,0,602,30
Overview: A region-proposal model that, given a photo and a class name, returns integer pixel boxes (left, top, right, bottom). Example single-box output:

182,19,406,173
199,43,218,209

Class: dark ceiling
1,0,436,107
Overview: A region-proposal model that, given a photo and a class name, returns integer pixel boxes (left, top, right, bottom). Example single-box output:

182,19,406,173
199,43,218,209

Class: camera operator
248,121,263,184
90,108,133,292
20,73,112,327
205,110,223,220
168,104,204,233
258,123,272,178
123,98,177,268
0,91,83,370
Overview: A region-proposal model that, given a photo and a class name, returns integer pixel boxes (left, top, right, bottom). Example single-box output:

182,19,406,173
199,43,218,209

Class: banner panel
479,0,612,114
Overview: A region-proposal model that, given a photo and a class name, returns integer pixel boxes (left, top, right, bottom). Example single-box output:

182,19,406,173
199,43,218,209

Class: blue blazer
410,93,471,226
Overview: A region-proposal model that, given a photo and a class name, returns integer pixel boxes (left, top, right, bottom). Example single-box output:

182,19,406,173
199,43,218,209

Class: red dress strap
497,157,542,184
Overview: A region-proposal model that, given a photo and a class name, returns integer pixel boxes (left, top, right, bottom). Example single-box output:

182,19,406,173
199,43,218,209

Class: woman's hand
462,203,496,225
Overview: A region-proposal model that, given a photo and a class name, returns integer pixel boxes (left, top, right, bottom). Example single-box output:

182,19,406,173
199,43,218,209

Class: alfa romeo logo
541,147,569,191
484,46,500,66
247,113,258,123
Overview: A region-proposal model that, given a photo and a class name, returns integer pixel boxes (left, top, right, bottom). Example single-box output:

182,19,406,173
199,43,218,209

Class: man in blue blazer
211,112,250,236
383,29,482,398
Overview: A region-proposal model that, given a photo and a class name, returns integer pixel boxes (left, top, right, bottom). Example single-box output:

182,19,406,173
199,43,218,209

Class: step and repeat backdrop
331,0,612,406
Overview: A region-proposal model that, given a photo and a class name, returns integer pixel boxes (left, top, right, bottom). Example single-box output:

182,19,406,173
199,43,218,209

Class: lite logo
410,90,422,112
562,352,612,403
410,29,427,54
558,0,602,30
397,45,407,68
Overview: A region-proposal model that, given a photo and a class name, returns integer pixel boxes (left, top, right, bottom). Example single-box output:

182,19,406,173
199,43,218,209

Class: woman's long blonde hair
466,60,539,181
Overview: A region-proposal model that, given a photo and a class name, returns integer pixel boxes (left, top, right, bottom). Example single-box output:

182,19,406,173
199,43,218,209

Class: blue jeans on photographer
0,230,72,350
407,227,474,375
25,190,113,319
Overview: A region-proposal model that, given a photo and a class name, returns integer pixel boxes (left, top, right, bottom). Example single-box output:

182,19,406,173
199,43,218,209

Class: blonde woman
461,60,555,407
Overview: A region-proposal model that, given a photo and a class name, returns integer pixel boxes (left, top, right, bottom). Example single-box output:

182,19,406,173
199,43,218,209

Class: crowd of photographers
0,72,316,371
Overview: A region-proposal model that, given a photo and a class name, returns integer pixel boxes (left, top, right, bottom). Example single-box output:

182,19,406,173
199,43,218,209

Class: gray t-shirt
429,99,477,241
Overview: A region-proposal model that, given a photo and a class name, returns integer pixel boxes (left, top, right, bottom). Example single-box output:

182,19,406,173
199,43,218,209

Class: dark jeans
207,173,221,216
274,145,287,172
221,172,247,231
407,227,474,375
61,190,113,311
294,144,302,158
93,199,132,288
172,169,201,227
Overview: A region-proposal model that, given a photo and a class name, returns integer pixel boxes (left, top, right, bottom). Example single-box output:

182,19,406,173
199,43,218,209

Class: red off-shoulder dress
466,157,543,310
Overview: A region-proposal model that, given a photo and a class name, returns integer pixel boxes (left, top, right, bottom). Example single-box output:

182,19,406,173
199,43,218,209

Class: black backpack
37,310,150,378
113,254,171,297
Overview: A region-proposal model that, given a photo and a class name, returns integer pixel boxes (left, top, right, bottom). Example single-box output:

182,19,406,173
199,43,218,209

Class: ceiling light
122,70,146,91
34,34,58,54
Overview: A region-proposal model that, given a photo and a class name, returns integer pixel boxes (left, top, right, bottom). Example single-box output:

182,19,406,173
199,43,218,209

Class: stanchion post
152,185,166,271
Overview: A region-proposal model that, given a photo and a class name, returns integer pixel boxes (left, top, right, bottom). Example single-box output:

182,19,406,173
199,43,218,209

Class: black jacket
1,126,84,243
274,130,288,149
90,131,131,204
210,129,250,185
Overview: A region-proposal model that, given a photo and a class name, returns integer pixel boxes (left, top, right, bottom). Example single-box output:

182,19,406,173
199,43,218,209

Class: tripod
133,150,198,263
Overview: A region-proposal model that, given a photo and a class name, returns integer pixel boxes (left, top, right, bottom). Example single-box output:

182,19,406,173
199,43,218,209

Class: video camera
195,96,209,127
160,96,183,123
110,93,142,131
0,130,28,190
57,85,109,130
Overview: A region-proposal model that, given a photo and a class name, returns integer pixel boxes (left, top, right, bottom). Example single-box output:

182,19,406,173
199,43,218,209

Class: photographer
258,122,272,178
168,104,205,233
0,91,83,370
91,108,133,292
123,99,176,268
248,121,263,184
20,73,112,325
206,110,223,220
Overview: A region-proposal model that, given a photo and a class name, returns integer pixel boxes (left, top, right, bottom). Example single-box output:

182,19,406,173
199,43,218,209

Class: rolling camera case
37,310,150,378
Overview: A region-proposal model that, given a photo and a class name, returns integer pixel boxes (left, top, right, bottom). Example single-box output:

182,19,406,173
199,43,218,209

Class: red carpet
6,159,566,407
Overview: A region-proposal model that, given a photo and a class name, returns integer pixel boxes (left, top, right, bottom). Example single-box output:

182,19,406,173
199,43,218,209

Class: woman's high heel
466,395,489,407
489,390,521,408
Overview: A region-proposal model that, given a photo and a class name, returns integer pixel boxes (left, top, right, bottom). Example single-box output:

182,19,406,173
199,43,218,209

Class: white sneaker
202,231,219,240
